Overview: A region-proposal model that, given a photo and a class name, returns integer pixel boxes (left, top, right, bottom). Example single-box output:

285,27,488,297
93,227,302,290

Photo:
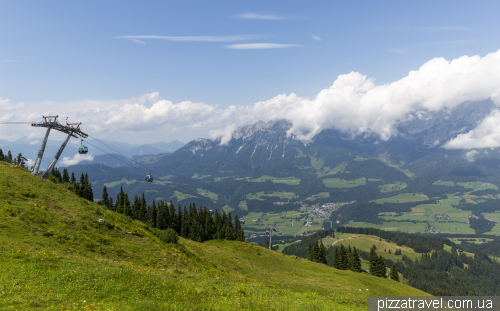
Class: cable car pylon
31,115,58,175
31,116,88,179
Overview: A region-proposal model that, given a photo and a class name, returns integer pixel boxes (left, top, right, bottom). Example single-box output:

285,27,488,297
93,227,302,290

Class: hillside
56,101,500,240
0,161,429,310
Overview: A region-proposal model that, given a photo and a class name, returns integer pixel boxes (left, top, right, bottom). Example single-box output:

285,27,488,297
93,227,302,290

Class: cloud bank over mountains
2,49,500,149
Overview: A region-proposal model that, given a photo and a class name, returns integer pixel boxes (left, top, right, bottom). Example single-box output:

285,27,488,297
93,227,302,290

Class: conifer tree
79,173,85,198
71,172,76,184
308,243,314,261
377,255,387,278
338,244,348,270
101,186,109,207
234,215,245,241
351,247,362,272
62,168,70,183
168,201,176,230
181,206,190,238
7,151,12,163
369,248,378,275
149,201,157,227
318,240,327,264
0,148,4,161
333,246,341,268
311,240,319,262
138,194,147,222
122,193,132,217
132,195,141,220
390,263,399,281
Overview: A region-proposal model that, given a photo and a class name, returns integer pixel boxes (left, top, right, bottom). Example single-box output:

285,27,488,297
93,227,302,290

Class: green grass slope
0,162,428,310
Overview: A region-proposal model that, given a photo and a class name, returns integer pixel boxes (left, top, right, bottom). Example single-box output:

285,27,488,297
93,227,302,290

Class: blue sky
1,1,499,105
2,1,500,149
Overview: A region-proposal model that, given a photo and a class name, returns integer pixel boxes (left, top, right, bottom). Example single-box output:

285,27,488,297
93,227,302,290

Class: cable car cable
82,138,204,200
80,140,147,176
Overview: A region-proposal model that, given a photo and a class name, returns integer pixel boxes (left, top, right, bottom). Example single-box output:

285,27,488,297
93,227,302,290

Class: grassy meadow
0,161,429,310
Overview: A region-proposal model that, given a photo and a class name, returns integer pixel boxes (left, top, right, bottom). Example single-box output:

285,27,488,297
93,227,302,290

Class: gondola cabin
209,209,214,215
240,220,245,224
78,140,88,154
145,169,153,182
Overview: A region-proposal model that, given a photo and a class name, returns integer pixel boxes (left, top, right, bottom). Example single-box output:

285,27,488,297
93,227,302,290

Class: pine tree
308,243,313,261
339,244,349,270
0,148,4,161
168,201,176,230
122,193,132,217
226,212,235,240
62,168,70,183
369,248,378,275
7,151,12,163
79,173,85,198
132,195,141,220
101,186,109,208
149,201,157,227
138,194,147,222
181,206,190,238
71,172,76,184
234,215,245,241
390,263,399,281
318,240,327,264
311,240,319,262
377,255,387,278
350,247,362,272
333,247,341,268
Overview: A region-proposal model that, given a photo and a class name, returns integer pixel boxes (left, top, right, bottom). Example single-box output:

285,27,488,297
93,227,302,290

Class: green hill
0,161,428,310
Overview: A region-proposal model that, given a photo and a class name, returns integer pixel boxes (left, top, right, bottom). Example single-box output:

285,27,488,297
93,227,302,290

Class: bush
159,228,179,244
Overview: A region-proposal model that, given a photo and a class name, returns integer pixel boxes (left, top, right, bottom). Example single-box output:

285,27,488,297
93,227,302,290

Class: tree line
48,167,245,244
0,148,27,167
99,186,245,243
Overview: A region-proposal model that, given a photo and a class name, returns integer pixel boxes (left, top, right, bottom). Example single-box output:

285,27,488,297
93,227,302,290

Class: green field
242,210,321,236
366,194,477,234
323,233,422,262
307,192,330,201
246,191,296,201
171,190,196,201
0,161,430,310
323,177,366,188
251,175,301,185
196,187,218,201
375,193,428,204
432,180,455,186
456,181,498,191
238,201,248,211
104,178,137,188
191,173,211,179
348,220,428,233
222,204,235,213
379,182,407,193
214,176,233,182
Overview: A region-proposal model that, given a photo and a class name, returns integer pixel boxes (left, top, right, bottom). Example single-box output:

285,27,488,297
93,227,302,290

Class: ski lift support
31,116,88,178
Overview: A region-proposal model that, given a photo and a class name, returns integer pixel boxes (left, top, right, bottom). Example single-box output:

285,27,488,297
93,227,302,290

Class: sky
2,1,500,151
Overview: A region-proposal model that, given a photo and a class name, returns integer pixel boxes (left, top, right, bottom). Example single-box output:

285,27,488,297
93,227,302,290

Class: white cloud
464,150,478,162
390,49,409,54
312,35,321,42
59,153,94,166
445,109,500,149
236,13,289,20
117,35,266,42
130,39,146,45
3,49,500,147
25,158,35,167
226,43,300,50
